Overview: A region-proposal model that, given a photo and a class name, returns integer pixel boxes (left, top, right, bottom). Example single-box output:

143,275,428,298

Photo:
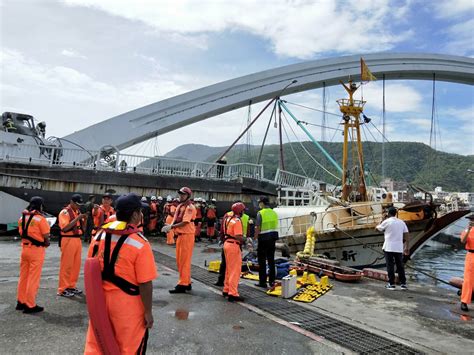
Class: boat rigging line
278,101,285,170
280,118,309,177
382,74,386,181
279,100,343,175
257,101,277,165
332,225,455,287
280,109,341,181
281,100,341,117
361,125,380,187
322,82,327,142
206,80,298,175
296,121,343,132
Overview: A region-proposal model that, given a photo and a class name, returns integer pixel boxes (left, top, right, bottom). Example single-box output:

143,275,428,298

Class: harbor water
410,218,469,290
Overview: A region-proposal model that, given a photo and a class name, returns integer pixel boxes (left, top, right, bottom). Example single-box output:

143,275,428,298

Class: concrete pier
1,237,473,354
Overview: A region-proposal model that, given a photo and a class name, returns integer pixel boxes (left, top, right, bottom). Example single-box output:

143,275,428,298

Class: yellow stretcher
292,275,333,303
241,272,260,281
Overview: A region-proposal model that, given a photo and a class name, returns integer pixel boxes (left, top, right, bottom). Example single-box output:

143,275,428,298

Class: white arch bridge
64,52,474,152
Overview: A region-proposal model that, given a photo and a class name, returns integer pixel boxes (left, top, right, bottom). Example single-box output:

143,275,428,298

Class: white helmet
201,199,206,203
141,196,148,202
166,195,172,202
211,198,216,202
151,196,157,201
157,196,163,200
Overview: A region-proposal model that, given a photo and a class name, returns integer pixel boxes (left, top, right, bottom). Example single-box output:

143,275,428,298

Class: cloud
401,117,432,130
62,0,412,58
432,1,474,56
354,82,423,113
440,105,474,122
433,0,474,19
0,48,206,136
443,18,474,56
61,49,88,59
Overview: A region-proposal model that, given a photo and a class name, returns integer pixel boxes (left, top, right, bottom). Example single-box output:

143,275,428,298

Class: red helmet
231,202,246,216
178,187,192,196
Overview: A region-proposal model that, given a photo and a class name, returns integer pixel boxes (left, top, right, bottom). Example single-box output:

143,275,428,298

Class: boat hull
282,212,469,268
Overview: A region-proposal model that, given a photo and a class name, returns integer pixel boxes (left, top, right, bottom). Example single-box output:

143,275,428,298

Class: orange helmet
231,202,246,216
178,187,192,196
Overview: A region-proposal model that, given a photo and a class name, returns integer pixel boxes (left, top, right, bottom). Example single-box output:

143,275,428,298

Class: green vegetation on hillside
166,142,473,192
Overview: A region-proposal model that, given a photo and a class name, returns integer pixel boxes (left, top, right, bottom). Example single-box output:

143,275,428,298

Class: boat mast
337,79,368,202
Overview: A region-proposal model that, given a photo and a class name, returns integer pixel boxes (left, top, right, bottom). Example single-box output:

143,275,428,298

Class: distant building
392,191,410,202
433,186,450,201
455,192,474,207
380,178,407,192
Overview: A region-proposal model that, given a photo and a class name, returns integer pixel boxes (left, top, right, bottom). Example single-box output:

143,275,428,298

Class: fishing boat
274,75,470,268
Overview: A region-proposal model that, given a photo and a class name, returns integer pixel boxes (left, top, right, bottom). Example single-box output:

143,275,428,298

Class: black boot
461,302,469,312
228,295,245,302
15,301,25,311
185,284,192,291
222,292,228,297
169,285,187,294
23,305,44,314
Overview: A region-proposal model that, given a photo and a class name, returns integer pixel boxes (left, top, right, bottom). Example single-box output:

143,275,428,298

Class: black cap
71,194,84,205
258,196,270,205
387,207,397,216
28,196,44,210
116,193,148,213
102,192,113,199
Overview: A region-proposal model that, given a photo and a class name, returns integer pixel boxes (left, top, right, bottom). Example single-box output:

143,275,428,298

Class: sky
1,0,473,158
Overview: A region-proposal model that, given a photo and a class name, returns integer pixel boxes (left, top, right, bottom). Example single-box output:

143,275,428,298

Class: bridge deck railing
0,143,265,181
274,168,329,189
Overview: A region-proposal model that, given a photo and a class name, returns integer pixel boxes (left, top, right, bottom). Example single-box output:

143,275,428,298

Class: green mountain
165,142,474,192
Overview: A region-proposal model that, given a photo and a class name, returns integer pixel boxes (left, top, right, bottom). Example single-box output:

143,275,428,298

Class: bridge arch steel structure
64,53,474,152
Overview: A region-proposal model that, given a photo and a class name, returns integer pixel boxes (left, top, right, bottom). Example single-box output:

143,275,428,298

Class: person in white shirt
376,207,409,290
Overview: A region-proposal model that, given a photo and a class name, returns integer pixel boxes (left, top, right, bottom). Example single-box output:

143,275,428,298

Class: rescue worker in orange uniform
148,196,158,234
84,193,158,354
57,194,87,298
460,214,474,312
222,202,245,302
91,193,115,238
16,196,51,313
162,187,196,293
194,198,203,242
206,198,217,241
215,202,250,287
163,196,176,245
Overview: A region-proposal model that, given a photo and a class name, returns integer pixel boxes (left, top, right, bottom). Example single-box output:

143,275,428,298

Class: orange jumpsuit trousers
194,222,202,238
206,222,215,239
461,252,474,305
176,233,194,286
223,241,242,297
84,289,147,355
58,237,82,293
148,218,157,233
166,215,175,245
17,245,45,308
